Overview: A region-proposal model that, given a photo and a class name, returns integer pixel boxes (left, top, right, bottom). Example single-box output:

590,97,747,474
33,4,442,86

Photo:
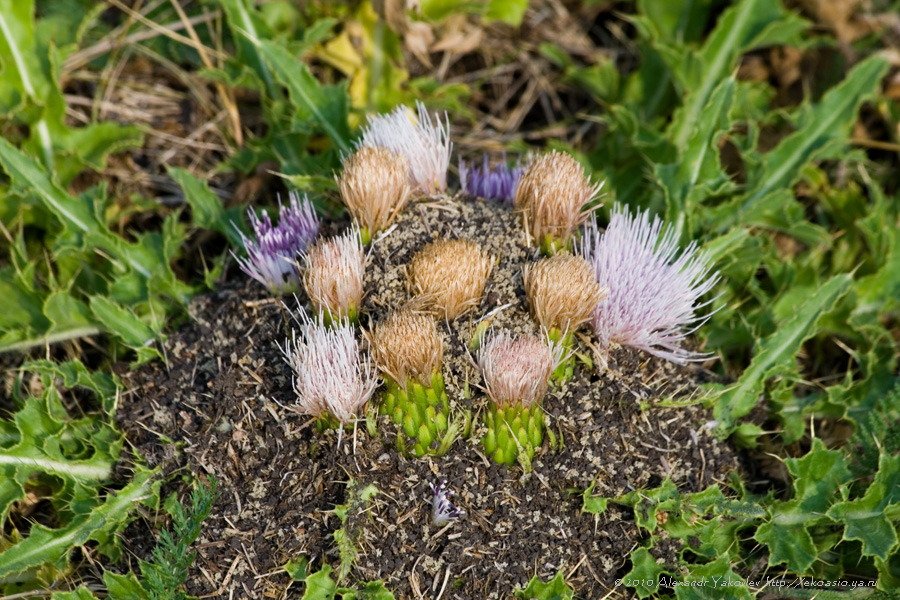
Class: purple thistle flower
579,206,720,364
358,101,452,195
234,192,320,295
459,153,525,204
430,481,463,526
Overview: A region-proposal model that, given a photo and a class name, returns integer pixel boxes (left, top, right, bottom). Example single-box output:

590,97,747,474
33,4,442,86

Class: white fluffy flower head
303,227,366,321
579,206,720,364
358,101,452,195
280,307,378,424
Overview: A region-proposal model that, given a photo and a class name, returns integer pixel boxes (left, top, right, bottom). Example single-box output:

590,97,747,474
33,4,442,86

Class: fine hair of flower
523,254,607,334
302,226,366,322
233,191,320,295
358,100,452,195
514,150,604,249
366,309,443,387
477,331,566,409
459,153,525,204
337,146,411,242
430,481,464,525
278,304,378,446
578,206,720,364
408,239,493,320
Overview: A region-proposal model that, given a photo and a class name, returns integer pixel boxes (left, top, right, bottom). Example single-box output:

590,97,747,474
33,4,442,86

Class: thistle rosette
234,192,319,295
579,207,720,364
303,227,366,325
523,254,607,381
477,332,564,466
408,239,492,321
367,310,452,457
279,307,378,435
337,146,411,244
358,101,452,195
459,153,524,205
514,151,603,255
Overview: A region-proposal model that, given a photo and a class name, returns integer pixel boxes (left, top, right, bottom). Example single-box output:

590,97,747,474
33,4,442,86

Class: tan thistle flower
408,239,492,320
514,150,603,252
337,146,411,243
477,332,564,408
523,254,607,333
367,310,443,386
303,228,366,323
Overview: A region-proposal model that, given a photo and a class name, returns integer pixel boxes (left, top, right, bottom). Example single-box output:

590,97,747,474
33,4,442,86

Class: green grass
1,0,900,597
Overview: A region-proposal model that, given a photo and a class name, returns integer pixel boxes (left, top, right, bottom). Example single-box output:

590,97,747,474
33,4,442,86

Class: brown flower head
337,146,411,243
408,239,492,320
303,228,366,322
477,332,564,408
514,151,603,252
367,310,443,386
523,254,607,333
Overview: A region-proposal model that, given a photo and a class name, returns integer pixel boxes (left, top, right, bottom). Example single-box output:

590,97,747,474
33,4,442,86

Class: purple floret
430,481,464,525
459,153,525,205
234,191,320,295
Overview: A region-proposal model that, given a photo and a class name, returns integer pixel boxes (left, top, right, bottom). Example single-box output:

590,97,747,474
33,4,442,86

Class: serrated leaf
51,588,98,600
668,0,810,148
712,273,853,437
168,167,244,248
740,56,888,213
581,480,608,515
102,571,149,600
88,296,156,348
657,76,734,235
672,557,752,599
828,452,900,559
302,566,337,600
622,548,664,598
257,40,351,154
0,469,155,580
514,571,573,600
338,580,395,600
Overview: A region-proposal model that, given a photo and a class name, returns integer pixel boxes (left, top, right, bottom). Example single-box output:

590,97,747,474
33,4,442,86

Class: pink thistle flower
477,332,565,409
358,101,452,195
279,307,378,425
579,206,720,364
234,192,320,295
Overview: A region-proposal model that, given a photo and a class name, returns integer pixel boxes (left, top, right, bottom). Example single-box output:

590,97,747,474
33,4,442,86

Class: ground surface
117,195,738,599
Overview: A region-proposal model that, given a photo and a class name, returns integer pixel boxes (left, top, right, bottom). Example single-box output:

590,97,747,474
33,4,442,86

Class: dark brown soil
116,195,737,599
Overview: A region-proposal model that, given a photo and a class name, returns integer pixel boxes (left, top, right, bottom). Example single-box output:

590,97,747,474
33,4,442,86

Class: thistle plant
408,239,492,320
279,307,378,433
234,192,320,295
367,310,451,457
430,481,464,525
358,100,452,195
514,150,603,255
337,146,411,244
303,228,366,325
579,206,720,364
478,332,564,466
523,254,606,381
459,153,525,205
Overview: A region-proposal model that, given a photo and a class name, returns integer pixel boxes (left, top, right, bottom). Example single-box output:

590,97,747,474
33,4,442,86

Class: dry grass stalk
514,151,603,252
367,310,443,386
303,228,366,322
337,146,411,243
523,254,607,333
408,239,492,320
